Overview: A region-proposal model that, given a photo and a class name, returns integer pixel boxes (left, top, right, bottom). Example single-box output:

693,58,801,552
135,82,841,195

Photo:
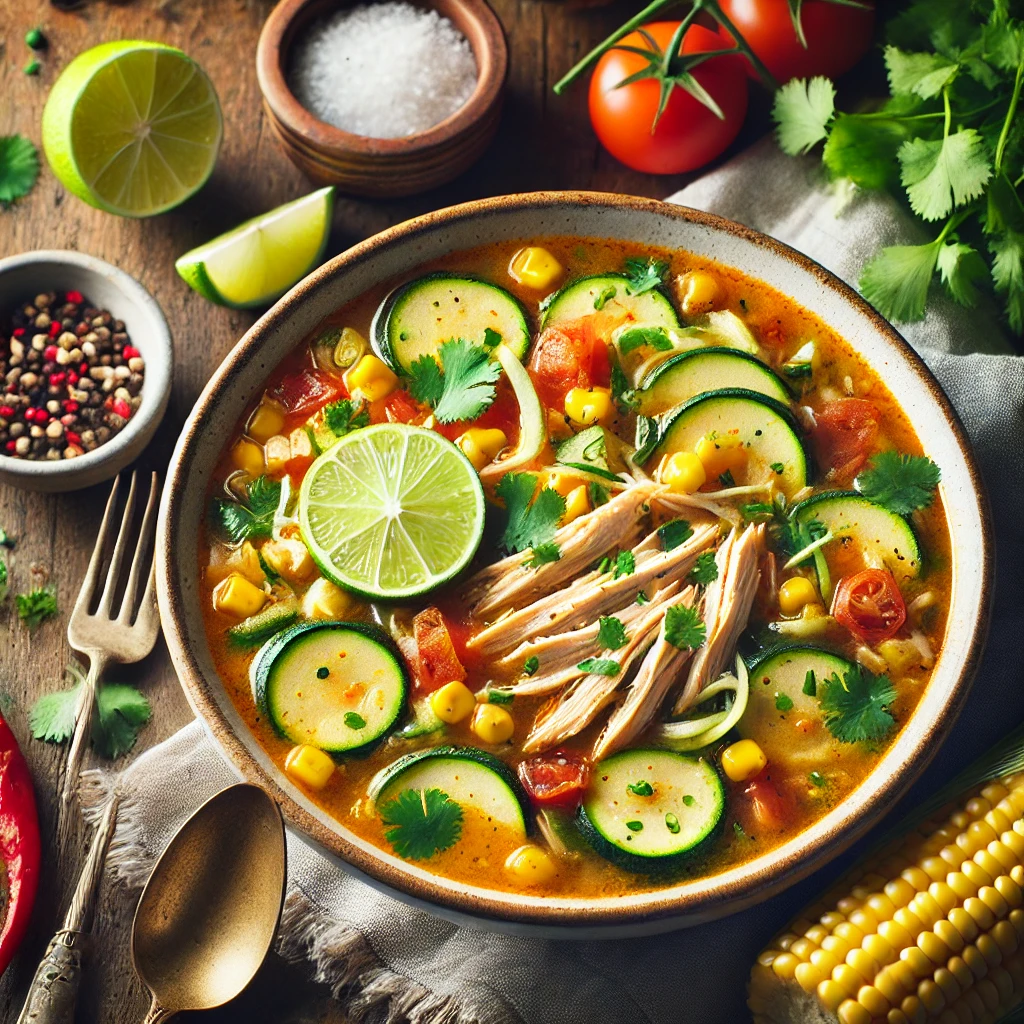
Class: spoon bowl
131,783,286,1021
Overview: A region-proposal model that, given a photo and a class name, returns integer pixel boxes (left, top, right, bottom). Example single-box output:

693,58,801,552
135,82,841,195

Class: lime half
174,187,334,308
299,424,485,600
42,41,222,217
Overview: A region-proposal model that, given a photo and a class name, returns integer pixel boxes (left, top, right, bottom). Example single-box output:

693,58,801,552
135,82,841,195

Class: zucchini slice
370,745,529,835
579,749,724,869
254,621,408,754
794,491,921,582
739,646,856,767
228,597,299,647
638,348,790,416
648,388,808,494
371,272,530,373
541,274,680,331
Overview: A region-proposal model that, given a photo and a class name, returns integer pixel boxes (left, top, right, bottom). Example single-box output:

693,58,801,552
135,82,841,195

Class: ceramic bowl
157,193,991,938
256,0,507,198
0,251,172,493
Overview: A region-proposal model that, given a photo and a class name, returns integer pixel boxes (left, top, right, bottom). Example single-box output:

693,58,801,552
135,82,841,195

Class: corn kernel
837,998,871,1024
505,843,557,884
721,739,767,783
430,681,476,724
562,484,590,525
346,354,398,402
457,427,507,471
301,577,351,620
772,952,798,979
247,401,286,443
565,386,613,427
471,703,514,744
660,451,706,494
285,744,335,790
857,984,890,1017
212,573,266,619
778,576,818,616
231,437,264,476
817,979,847,1010
261,538,314,582
795,961,826,992
676,270,720,315
509,247,564,290
695,431,747,480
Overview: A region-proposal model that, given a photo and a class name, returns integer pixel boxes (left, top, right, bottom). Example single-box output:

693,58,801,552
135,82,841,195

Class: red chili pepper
47,322,61,339
65,290,84,304
0,714,40,978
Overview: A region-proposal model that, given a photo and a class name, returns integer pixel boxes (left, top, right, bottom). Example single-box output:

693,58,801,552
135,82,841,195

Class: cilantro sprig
408,339,501,424
819,665,897,744
624,257,669,295
323,397,369,437
379,787,463,861
213,475,281,543
496,472,565,560
664,604,706,651
0,134,40,208
855,451,941,515
597,615,629,651
688,551,719,586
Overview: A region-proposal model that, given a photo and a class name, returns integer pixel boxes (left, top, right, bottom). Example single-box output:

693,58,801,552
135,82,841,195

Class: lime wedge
174,187,335,308
299,424,485,600
41,41,222,218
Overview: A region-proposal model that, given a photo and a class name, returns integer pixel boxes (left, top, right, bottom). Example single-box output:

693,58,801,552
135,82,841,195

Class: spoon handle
141,997,175,1024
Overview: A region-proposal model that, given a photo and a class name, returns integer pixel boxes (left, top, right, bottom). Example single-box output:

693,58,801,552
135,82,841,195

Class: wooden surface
0,1,772,1020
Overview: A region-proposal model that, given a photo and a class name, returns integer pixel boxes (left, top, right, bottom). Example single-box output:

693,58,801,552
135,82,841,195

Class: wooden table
0,1,772,1019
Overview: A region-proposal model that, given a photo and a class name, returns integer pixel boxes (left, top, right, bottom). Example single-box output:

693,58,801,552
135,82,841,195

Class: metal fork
58,471,162,836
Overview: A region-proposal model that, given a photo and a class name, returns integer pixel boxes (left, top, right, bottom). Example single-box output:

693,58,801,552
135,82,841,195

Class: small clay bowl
256,0,508,198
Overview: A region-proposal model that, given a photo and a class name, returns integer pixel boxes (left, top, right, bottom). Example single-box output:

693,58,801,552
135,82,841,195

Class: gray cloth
84,138,1024,1024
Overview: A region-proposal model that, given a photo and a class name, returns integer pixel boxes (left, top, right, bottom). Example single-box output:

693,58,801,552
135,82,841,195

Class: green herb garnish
345,712,367,730
803,670,817,697
855,451,941,515
688,552,719,586
482,327,502,348
17,587,57,629
610,362,639,413
323,397,369,437
819,665,897,744
617,326,673,354
577,657,621,676
664,604,706,651
523,655,540,676
624,257,668,295
682,794,695,807
597,615,628,651
665,812,680,833
408,338,501,423
718,469,736,487
625,819,644,832
588,481,610,508
636,591,650,606
770,462,785,475
613,550,635,579
594,285,617,310
657,518,693,551
627,780,654,797
486,688,515,705
379,787,463,860
496,472,565,557
0,134,40,208
214,475,281,543
809,771,827,788
775,692,794,712
525,542,561,569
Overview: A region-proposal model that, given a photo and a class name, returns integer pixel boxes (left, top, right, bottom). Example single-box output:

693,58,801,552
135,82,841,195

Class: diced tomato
832,568,907,644
431,596,484,672
268,369,346,416
286,454,315,488
370,389,422,425
588,335,611,389
410,607,467,693
743,770,790,832
518,752,590,808
811,398,880,482
528,319,609,408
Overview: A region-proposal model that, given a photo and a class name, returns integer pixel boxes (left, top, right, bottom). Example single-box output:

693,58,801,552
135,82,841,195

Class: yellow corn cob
749,773,1024,1024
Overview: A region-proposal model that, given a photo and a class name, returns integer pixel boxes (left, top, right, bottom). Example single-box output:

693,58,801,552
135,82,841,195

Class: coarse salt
288,2,479,139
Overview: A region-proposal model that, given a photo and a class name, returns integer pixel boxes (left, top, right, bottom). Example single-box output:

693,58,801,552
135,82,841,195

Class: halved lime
42,41,222,217
174,187,334,308
299,424,485,600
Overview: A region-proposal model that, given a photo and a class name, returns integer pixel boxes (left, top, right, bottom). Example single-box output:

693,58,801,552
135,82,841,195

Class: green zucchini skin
227,597,299,647
254,621,408,755
540,273,680,331
371,272,530,373
578,749,725,872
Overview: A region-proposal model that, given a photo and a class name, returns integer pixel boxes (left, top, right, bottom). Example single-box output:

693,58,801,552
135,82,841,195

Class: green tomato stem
701,0,778,90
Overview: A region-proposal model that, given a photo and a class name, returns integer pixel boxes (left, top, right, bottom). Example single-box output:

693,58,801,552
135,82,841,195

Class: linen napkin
82,138,1024,1024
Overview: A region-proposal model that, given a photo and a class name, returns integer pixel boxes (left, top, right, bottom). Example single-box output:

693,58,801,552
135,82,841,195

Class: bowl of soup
157,192,991,938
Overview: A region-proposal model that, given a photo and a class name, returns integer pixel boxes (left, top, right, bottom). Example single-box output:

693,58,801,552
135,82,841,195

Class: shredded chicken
467,522,718,659
464,482,660,618
593,586,700,760
655,489,743,526
672,524,765,716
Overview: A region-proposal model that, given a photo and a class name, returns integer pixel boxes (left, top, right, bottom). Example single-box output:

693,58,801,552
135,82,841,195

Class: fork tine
96,471,138,617
118,472,159,624
71,474,122,621
135,560,158,633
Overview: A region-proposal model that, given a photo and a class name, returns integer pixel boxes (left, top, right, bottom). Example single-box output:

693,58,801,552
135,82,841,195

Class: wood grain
0,0,759,1019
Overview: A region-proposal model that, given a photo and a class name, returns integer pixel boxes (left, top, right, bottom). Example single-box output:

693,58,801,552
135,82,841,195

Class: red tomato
832,568,907,644
518,752,590,808
588,23,748,175
268,368,345,416
370,389,421,425
743,771,790,832
411,607,467,693
719,0,875,83
811,398,879,482
528,319,611,408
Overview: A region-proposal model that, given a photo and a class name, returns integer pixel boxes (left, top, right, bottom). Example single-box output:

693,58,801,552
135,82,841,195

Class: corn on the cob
749,773,1024,1024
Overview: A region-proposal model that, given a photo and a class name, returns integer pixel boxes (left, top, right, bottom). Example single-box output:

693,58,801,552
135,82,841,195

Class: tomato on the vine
588,22,748,175
718,0,876,83
832,568,907,644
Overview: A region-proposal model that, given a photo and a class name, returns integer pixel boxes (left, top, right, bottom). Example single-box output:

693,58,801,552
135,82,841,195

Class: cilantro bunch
772,0,1024,333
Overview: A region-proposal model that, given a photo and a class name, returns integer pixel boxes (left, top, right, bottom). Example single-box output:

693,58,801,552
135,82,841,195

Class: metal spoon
131,784,286,1024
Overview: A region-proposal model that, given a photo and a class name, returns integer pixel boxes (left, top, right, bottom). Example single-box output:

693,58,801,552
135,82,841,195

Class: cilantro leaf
613,550,635,579
597,615,628,651
523,655,539,676
577,657,621,676
526,542,561,568
624,257,668,295
884,46,958,98
0,135,39,207
819,666,897,744
213,475,281,543
17,587,57,629
990,229,1024,334
775,692,794,712
772,76,836,155
496,472,565,556
823,113,911,191
658,518,693,552
29,686,79,744
379,787,463,860
936,241,987,307
855,451,941,514
664,604,706,651
617,326,673,355
627,780,653,796
94,684,152,758
688,551,719,585
898,130,991,222
408,339,501,423
323,398,369,437
859,239,941,322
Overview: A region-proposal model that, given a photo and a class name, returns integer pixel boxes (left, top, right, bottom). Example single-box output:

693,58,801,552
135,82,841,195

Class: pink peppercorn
65,290,83,304
4,441,14,453
12,328,24,338
123,345,140,359
65,431,81,446
67,371,79,385
63,400,79,413
79,363,89,375
44,345,58,361
112,398,131,419
50,372,66,386
0,406,13,418
48,322,61,339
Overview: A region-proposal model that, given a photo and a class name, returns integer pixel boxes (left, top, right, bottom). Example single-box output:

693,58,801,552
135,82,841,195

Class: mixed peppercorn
0,290,144,461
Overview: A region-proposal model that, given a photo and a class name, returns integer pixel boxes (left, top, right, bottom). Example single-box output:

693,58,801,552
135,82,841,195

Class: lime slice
41,41,222,218
299,424,485,600
174,187,335,308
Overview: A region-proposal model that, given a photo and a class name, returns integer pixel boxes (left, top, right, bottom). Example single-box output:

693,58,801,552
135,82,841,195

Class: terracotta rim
256,0,508,158
159,192,993,930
